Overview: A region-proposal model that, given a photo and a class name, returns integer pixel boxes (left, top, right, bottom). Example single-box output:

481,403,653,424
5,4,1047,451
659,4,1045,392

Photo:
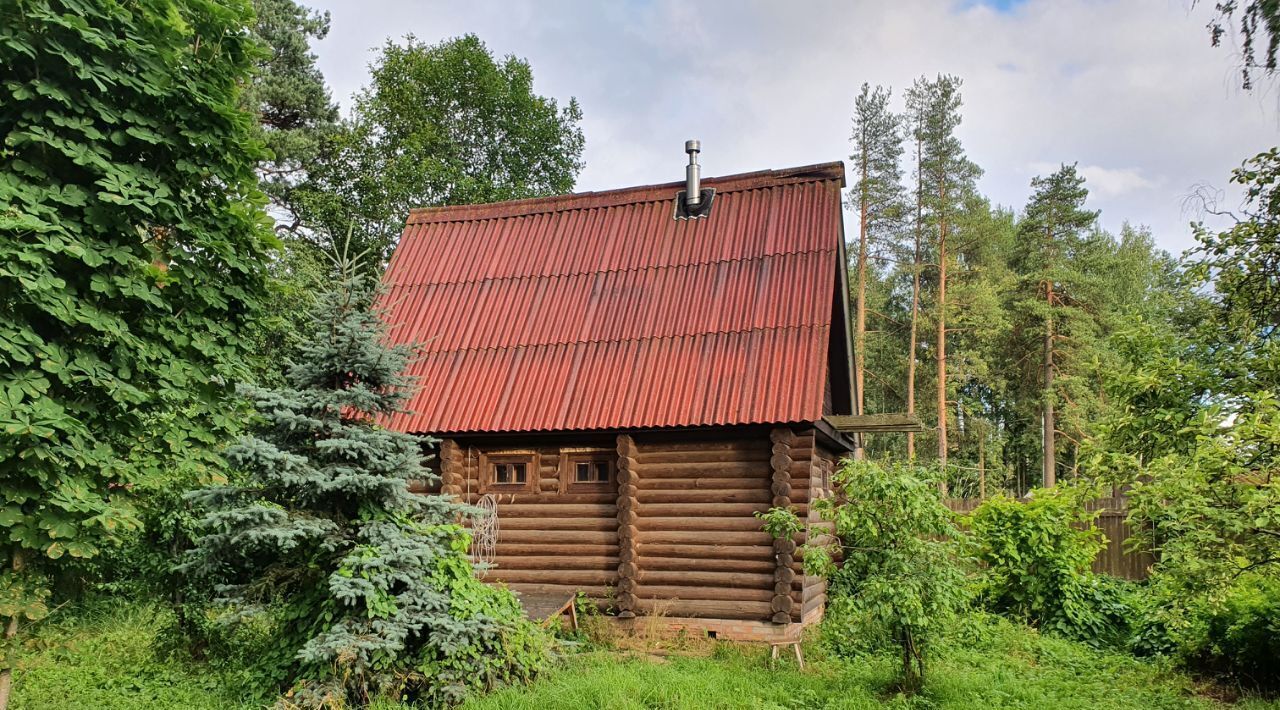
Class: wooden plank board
824,414,924,432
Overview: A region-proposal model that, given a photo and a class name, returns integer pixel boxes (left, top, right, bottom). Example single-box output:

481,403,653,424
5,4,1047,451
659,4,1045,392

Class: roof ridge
407,322,830,359
384,244,836,290
405,161,846,225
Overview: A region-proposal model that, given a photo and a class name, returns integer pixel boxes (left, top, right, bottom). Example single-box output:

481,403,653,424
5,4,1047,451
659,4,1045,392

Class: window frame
558,449,617,493
479,450,539,493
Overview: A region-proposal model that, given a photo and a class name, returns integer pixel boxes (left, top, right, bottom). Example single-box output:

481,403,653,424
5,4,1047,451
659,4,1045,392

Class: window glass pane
576,462,590,482
596,462,610,482
512,463,526,482
495,464,510,484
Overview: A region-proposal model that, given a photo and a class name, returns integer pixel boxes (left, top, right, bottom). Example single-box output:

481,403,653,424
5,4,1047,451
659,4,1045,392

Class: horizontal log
638,490,772,505
492,503,617,518
637,450,770,465
466,492,616,505
802,578,827,601
636,585,773,602
633,597,771,620
639,556,776,574
640,503,769,518
638,477,768,491
500,517,615,532
803,592,827,615
498,530,618,545
489,569,617,586
638,517,763,532
635,462,770,478
637,440,765,454
638,530,773,546
491,555,618,571
636,543,772,561
497,543,618,556
638,570,774,588
506,582,614,598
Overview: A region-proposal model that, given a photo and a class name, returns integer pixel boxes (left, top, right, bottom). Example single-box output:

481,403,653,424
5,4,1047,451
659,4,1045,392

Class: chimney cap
685,139,701,154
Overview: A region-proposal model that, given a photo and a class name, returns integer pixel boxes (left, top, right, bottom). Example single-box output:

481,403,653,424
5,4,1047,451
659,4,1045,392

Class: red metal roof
379,161,849,434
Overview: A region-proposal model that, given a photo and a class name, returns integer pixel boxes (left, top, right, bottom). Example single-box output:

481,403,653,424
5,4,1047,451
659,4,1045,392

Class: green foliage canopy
0,0,272,628
294,33,586,263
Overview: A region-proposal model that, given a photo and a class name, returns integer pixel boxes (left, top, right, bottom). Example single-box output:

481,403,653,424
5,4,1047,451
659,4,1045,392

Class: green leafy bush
754,506,802,541
967,489,1131,646
1133,573,1280,690
806,460,968,693
0,0,274,698
1187,574,1280,689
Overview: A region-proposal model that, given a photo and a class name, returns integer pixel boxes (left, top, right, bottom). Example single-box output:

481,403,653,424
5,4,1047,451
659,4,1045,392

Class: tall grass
10,599,1279,709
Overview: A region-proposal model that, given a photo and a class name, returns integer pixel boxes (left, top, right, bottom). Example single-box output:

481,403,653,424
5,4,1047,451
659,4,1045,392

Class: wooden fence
945,496,1154,581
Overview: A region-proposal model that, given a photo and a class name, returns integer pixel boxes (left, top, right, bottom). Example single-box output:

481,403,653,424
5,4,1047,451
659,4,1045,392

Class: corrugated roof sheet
379,161,847,434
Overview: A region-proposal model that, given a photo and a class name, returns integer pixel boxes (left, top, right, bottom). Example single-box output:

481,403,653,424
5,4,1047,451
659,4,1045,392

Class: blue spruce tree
184,255,545,706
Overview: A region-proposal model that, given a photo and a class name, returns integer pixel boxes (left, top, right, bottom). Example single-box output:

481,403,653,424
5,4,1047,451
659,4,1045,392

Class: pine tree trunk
856,143,868,419
853,137,869,461
1042,293,1056,488
936,186,949,494
0,550,25,710
906,136,922,462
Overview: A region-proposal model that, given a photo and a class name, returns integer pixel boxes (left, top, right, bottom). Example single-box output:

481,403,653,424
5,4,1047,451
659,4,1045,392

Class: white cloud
304,0,1276,254
1076,165,1158,198
1028,161,1159,198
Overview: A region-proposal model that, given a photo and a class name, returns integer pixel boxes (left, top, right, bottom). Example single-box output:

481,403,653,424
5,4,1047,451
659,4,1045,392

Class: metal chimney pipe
685,139,701,208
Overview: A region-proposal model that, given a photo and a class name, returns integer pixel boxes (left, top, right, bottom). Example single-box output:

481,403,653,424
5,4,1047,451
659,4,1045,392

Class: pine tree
904,87,926,462
906,75,981,481
1011,164,1097,488
848,84,906,434
245,0,340,237
184,254,545,706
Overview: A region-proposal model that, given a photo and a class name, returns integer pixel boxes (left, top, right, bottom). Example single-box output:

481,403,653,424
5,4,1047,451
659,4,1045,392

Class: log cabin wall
451,441,621,600
802,442,840,625
630,431,775,621
425,427,844,639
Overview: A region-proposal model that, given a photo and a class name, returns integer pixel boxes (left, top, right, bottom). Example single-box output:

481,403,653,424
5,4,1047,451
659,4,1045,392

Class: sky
304,0,1276,255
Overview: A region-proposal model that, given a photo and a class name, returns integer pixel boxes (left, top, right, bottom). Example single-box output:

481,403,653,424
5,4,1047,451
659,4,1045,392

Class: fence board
945,496,1154,580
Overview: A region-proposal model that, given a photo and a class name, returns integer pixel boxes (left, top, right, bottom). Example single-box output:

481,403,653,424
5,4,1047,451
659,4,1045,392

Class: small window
574,461,610,484
479,451,538,493
495,462,527,485
559,449,616,492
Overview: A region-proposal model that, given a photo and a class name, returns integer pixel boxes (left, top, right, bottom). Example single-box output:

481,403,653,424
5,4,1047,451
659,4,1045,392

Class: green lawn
9,600,1277,709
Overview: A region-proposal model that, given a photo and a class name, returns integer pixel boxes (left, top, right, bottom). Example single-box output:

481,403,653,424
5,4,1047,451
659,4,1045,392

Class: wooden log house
379,157,879,642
